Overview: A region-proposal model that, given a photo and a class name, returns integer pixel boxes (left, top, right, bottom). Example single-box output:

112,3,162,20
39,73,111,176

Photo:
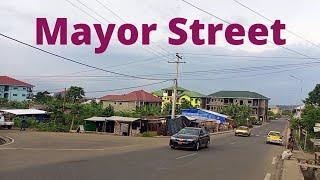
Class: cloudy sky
1,0,319,105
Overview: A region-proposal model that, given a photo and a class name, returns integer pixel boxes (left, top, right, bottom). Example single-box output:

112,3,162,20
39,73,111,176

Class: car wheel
170,145,175,149
7,125,12,130
205,140,209,148
194,141,200,151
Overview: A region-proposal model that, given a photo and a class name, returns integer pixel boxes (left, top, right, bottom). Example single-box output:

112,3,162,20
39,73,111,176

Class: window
13,87,18,90
114,102,116,104
240,100,243,105
23,88,26,90
119,102,122,105
22,94,26,97
248,100,252,104
13,94,18,96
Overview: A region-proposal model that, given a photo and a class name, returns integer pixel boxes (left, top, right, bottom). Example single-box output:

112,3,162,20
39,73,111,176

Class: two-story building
0,76,33,101
152,86,207,109
206,91,269,122
99,90,162,112
268,105,282,115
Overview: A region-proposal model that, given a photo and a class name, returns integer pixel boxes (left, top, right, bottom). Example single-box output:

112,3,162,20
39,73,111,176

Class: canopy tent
105,116,140,122
0,109,48,115
84,117,107,122
181,108,228,124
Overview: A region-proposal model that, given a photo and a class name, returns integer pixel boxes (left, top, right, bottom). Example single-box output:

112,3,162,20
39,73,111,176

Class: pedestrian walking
20,116,27,131
287,134,294,152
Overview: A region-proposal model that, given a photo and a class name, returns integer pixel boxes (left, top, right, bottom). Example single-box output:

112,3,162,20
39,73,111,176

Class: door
199,129,207,146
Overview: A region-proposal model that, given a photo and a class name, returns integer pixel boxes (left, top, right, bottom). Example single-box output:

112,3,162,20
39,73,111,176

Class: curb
210,130,234,136
0,135,14,146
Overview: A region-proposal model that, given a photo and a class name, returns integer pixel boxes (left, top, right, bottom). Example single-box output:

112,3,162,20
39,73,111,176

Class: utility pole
168,53,185,119
290,75,303,140
62,88,67,112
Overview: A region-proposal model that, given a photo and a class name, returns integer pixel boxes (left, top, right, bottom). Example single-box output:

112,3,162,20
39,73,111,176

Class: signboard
314,139,320,146
314,127,320,133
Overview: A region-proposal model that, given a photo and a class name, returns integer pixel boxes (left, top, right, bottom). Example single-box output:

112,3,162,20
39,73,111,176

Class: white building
0,76,34,101
294,104,305,118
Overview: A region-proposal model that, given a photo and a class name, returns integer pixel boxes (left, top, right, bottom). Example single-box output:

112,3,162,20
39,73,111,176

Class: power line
179,0,320,62
232,0,320,49
33,80,170,94
0,33,171,81
180,64,315,81
177,61,319,75
94,0,172,55
65,0,168,57
48,53,173,77
85,80,170,93
181,53,319,60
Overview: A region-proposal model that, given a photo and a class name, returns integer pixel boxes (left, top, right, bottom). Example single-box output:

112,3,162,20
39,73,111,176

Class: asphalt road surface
0,119,287,180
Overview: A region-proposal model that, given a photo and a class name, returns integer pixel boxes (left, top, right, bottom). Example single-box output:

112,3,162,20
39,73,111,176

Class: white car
0,115,13,129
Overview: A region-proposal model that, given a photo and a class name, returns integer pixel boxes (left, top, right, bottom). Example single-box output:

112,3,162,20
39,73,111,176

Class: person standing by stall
20,116,27,131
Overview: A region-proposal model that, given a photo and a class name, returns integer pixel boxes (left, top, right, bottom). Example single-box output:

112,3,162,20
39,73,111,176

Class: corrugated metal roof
105,116,140,122
0,76,33,88
0,109,47,115
84,117,107,122
209,91,268,99
153,87,206,98
84,116,140,122
99,90,161,102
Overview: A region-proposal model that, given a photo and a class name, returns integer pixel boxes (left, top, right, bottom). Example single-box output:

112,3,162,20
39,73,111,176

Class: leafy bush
27,117,38,128
13,117,21,127
142,131,157,137
36,122,68,132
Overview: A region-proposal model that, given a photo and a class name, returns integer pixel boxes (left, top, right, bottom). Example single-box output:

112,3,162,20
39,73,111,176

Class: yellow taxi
235,126,251,137
266,131,283,145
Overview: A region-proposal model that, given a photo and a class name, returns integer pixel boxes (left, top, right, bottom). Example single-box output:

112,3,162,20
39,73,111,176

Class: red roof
0,76,33,88
100,90,162,102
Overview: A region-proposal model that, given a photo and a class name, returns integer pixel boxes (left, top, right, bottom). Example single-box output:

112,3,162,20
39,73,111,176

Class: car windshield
177,128,200,135
268,132,280,136
238,126,248,130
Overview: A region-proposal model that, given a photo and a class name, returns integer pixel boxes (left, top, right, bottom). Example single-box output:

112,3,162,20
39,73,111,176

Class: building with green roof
152,86,207,109
207,91,269,122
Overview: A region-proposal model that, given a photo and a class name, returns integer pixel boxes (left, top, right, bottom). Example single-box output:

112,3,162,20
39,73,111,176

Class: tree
66,86,85,103
179,99,193,111
35,91,52,103
268,111,275,120
101,105,115,117
305,84,320,106
220,104,251,126
300,105,320,136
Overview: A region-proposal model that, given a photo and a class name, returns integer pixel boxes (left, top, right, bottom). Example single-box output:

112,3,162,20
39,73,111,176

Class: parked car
0,114,13,129
235,126,251,136
266,131,283,145
252,120,262,125
169,127,210,151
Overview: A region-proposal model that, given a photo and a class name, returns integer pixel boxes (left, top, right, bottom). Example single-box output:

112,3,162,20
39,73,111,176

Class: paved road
0,119,287,180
